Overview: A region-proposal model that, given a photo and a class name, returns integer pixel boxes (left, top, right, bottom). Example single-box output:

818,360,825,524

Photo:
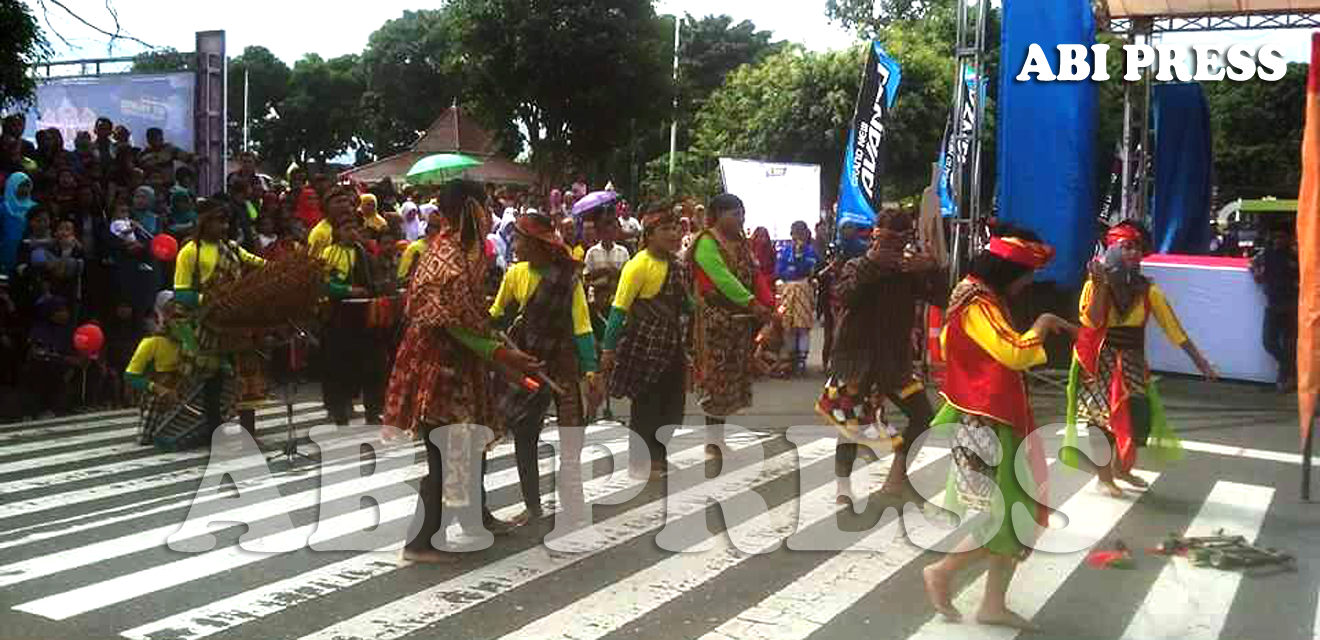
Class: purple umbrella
571,190,619,217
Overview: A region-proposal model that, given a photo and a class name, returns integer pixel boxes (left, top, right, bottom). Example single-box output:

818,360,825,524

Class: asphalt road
0,356,1314,640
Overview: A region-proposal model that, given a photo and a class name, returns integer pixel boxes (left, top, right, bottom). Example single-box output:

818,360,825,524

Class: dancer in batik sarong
922,226,1075,632
600,202,691,481
383,180,541,563
171,198,267,449
1064,222,1215,497
687,194,774,463
816,209,946,503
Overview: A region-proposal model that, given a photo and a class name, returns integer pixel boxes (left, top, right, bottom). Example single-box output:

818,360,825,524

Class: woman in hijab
1,172,36,275
131,186,160,235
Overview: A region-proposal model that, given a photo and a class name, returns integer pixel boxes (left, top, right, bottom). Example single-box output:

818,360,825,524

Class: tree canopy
0,1,50,110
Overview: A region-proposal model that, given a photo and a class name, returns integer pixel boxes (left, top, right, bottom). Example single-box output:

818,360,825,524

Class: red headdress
987,236,1054,269
1104,223,1144,249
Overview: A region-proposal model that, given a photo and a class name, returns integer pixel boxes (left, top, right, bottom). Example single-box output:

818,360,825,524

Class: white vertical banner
718,158,821,241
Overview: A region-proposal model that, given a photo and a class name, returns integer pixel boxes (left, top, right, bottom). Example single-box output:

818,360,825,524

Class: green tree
130,47,192,73
359,10,465,159
447,0,672,183
266,53,365,167
825,0,955,35
653,45,862,203
676,14,783,144
227,46,292,162
1203,63,1306,201
0,0,50,110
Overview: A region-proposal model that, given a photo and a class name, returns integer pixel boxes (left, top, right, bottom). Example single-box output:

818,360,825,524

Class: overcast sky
26,0,1313,66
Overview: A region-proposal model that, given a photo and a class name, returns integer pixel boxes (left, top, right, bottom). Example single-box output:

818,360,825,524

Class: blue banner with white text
836,42,902,231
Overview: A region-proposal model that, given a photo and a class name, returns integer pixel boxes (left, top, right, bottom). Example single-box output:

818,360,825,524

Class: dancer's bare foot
976,607,1040,631
1116,472,1149,489
402,548,459,564
1096,480,1124,498
923,565,962,622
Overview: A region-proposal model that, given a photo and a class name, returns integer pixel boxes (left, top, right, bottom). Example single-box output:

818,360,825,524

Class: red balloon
73,324,104,356
151,234,179,262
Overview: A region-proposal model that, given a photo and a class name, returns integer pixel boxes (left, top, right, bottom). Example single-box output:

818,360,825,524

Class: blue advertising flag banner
23,73,196,151
1151,82,1214,254
837,42,902,231
937,66,983,218
994,0,1097,289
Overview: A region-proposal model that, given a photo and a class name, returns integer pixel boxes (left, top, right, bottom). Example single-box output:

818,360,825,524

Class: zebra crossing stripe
1119,481,1273,640
0,410,336,499
292,436,843,640
495,447,951,640
1057,428,1305,466
0,403,324,458
117,429,728,640
902,469,1160,640
13,427,640,621
0,405,328,475
695,499,956,638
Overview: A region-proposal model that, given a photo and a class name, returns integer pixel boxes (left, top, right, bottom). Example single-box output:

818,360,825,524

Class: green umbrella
406,153,483,184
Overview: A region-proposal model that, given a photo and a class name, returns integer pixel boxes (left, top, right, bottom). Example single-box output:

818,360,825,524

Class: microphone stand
266,323,320,470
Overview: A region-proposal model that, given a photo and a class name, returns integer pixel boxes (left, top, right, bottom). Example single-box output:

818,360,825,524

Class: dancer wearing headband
922,225,1075,631
600,200,692,481
1064,222,1215,497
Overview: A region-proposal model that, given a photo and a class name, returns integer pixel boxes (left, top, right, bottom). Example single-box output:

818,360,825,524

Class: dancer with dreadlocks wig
922,225,1076,632
687,193,774,464
384,180,540,563
817,208,947,504
1064,221,1215,497
600,200,692,481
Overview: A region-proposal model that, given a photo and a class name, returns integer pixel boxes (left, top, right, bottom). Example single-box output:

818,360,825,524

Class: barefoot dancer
383,180,540,563
1064,222,1215,497
816,208,947,504
922,227,1074,630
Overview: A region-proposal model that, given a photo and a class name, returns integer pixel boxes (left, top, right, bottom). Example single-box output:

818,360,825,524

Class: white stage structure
718,158,821,241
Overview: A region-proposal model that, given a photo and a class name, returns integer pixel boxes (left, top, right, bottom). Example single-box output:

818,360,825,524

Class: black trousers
1263,306,1298,381
320,323,387,422
405,433,492,552
835,387,935,477
628,357,686,469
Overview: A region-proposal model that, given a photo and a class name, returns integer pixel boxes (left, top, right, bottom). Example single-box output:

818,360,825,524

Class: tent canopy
341,106,537,186
1109,0,1320,17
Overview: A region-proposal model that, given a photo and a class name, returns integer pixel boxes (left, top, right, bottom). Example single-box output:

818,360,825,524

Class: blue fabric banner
837,42,902,231
1151,83,1214,254
994,0,1098,289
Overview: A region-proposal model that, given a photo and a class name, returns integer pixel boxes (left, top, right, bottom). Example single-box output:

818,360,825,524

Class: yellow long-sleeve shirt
1079,280,1189,346
610,249,670,311
126,336,181,376
942,297,1047,371
307,219,334,258
490,263,593,337
398,238,428,282
173,240,266,293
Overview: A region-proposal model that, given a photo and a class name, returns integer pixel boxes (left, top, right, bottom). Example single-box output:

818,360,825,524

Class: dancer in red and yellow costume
1064,222,1216,497
922,226,1075,631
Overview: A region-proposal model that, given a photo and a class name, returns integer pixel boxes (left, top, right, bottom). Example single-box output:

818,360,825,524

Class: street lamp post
667,15,680,197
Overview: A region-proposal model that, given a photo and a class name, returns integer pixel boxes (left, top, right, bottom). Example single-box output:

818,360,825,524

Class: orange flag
1298,32,1320,449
